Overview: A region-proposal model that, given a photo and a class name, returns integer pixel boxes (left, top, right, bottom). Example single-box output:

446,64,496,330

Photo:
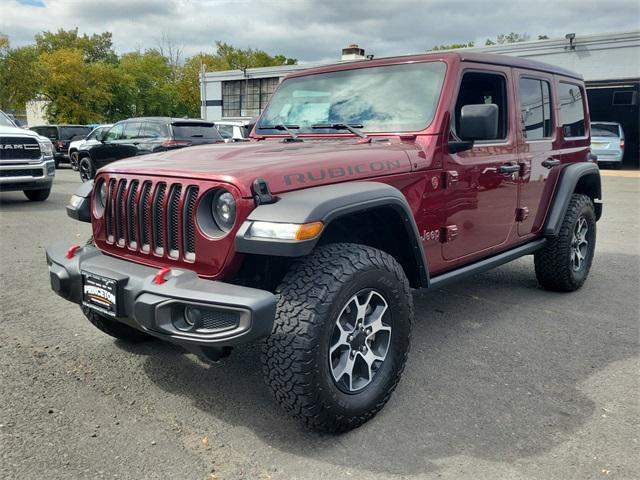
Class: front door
514,71,559,236
442,66,519,261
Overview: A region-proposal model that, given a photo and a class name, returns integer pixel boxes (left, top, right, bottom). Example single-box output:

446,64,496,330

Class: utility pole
200,60,207,120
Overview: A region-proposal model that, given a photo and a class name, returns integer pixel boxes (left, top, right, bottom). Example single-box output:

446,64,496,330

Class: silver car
591,121,625,168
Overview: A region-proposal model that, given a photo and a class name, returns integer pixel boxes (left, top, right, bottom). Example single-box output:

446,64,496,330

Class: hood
101,138,420,197
0,125,41,138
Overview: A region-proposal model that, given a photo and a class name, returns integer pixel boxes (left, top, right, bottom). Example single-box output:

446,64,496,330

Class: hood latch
252,178,276,205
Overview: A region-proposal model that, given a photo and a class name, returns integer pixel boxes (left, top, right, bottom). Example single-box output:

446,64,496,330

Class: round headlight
212,190,236,232
98,181,107,208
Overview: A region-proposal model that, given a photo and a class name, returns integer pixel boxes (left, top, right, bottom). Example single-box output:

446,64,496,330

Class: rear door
441,65,519,261
514,71,559,236
137,121,168,155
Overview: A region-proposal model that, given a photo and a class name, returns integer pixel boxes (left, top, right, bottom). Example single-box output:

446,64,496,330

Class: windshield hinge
252,178,275,205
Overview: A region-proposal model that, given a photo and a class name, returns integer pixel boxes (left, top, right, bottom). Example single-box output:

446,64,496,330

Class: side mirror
245,116,259,137
459,104,499,141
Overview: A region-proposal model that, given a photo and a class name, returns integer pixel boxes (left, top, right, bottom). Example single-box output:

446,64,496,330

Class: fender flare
544,162,602,237
235,181,429,286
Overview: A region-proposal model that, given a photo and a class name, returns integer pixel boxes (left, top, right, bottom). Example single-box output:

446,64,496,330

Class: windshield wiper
260,124,302,142
311,123,368,138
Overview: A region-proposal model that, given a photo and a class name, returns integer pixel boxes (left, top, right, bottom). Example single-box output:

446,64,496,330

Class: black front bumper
46,241,276,350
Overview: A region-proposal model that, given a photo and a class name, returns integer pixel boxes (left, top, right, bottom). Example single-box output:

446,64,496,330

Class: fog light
184,306,202,327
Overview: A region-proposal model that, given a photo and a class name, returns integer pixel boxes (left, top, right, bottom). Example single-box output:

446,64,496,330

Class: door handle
499,164,520,174
132,142,140,145
541,158,561,169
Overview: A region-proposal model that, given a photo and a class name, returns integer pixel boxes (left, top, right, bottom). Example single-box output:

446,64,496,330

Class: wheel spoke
332,353,355,387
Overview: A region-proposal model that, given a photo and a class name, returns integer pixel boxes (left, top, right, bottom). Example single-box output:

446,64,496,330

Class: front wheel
24,187,51,202
79,157,95,182
262,243,413,433
535,193,596,291
70,151,80,171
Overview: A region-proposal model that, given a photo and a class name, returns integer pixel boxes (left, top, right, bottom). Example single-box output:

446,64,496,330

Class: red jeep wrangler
47,52,601,432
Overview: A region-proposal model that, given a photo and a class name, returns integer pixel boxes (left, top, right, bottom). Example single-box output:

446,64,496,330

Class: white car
591,121,625,169
215,121,250,142
68,124,112,170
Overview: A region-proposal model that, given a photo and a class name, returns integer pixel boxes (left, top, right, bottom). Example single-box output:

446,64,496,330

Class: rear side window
122,122,143,139
455,71,508,140
172,122,222,140
59,126,91,140
140,122,169,138
519,78,553,140
36,126,58,139
558,82,586,138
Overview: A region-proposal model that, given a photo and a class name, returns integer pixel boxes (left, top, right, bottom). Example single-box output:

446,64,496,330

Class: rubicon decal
284,159,403,186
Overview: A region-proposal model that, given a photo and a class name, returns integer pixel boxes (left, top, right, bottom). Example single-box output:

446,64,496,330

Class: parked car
30,124,92,168
68,124,113,171
590,121,625,168
215,120,250,142
1,110,55,201
76,117,224,181
49,52,601,433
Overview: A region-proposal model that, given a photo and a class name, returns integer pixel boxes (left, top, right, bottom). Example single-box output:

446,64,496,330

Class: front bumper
46,241,277,350
0,159,55,191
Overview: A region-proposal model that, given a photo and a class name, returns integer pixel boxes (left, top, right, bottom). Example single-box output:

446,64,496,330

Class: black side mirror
459,104,499,141
245,116,259,137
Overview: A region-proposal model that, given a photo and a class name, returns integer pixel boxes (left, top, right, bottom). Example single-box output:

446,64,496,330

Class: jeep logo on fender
284,159,403,186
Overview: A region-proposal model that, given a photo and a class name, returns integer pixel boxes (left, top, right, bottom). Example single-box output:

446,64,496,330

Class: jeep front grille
102,177,199,262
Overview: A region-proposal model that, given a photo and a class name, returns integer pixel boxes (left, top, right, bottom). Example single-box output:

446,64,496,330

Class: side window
104,123,124,141
122,122,143,140
519,77,553,140
455,71,508,140
217,125,233,139
141,122,166,138
558,82,586,138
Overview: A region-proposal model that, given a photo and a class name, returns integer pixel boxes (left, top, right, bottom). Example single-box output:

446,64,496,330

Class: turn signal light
295,222,324,241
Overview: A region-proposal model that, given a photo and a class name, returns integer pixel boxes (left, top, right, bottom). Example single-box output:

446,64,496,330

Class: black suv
30,125,92,168
76,117,224,181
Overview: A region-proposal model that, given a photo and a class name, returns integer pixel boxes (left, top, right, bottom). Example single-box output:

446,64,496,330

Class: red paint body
93,52,591,280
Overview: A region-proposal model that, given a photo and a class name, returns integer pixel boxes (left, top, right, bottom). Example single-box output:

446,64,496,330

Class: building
200,32,640,166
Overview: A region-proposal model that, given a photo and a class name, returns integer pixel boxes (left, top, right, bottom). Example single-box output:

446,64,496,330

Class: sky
2,0,639,63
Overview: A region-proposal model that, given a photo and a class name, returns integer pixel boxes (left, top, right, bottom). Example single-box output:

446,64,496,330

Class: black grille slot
105,179,116,241
199,309,240,331
114,179,127,245
152,183,167,254
167,184,182,258
182,186,199,260
126,180,139,247
0,137,41,161
0,168,43,177
138,182,152,251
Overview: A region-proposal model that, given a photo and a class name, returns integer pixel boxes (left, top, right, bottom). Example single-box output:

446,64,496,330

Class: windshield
258,61,447,134
59,126,91,140
0,111,16,127
172,122,222,140
591,124,619,138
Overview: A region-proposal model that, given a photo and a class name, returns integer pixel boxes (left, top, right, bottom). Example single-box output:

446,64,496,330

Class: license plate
82,272,119,317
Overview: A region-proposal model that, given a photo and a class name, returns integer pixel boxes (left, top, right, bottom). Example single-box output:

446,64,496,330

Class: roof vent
341,44,366,61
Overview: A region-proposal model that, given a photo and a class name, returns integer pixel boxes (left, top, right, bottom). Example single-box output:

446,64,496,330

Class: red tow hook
153,267,172,285
66,244,82,259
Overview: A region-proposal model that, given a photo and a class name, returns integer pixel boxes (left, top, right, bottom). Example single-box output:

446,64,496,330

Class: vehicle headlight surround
38,140,53,157
196,188,237,238
94,179,107,217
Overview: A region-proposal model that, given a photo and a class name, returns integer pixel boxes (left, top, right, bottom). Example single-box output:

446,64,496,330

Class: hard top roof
286,51,582,81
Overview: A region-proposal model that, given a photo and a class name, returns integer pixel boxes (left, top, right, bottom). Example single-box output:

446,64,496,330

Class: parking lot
0,168,638,480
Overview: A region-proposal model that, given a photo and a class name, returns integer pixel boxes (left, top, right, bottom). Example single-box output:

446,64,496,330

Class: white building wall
26,99,49,126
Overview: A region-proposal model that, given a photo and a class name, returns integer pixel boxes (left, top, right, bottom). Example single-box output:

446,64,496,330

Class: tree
0,36,41,111
35,28,117,63
431,41,475,51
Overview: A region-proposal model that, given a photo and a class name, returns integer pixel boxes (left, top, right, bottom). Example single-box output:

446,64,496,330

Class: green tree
35,28,117,63
431,41,475,51
0,36,41,111
486,32,531,46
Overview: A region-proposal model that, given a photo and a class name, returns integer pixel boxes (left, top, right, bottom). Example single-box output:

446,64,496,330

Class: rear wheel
82,307,153,343
535,194,596,292
262,243,413,433
24,187,51,202
79,157,95,182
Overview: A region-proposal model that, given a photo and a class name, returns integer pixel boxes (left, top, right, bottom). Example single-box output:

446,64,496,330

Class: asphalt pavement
1,167,638,480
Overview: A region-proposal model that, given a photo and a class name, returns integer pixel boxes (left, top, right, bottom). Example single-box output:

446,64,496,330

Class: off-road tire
82,306,152,343
262,243,413,433
24,187,51,202
79,156,95,182
535,193,596,292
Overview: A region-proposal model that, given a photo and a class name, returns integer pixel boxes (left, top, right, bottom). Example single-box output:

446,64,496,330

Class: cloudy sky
2,0,639,63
